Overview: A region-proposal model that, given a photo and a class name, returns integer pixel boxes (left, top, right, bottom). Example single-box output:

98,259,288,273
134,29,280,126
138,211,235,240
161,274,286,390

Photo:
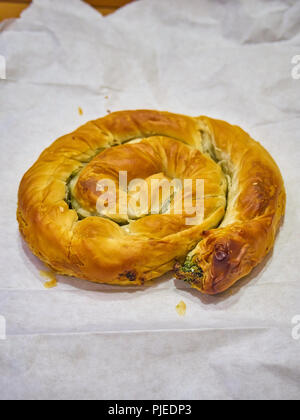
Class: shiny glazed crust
17,110,286,294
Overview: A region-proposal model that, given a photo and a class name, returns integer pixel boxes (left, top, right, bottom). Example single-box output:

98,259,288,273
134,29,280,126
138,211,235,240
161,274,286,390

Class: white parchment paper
0,0,299,400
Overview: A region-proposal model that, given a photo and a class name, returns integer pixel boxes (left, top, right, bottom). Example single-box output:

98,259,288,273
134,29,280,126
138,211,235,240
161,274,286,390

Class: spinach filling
65,171,77,210
180,257,203,283
182,258,203,275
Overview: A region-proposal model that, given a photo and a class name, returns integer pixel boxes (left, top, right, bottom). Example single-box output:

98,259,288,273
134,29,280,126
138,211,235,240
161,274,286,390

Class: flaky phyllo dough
17,110,285,294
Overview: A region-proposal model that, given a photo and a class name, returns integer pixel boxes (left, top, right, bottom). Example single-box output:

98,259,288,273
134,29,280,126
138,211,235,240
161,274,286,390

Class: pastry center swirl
68,136,227,235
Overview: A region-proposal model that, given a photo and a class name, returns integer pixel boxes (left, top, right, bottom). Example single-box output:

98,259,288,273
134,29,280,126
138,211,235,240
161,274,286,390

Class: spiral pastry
17,110,285,294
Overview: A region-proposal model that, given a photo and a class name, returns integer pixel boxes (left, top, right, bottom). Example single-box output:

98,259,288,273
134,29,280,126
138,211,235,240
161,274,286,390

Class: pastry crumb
40,270,58,289
104,96,109,99
78,107,83,116
44,279,57,289
107,109,111,114
176,300,186,316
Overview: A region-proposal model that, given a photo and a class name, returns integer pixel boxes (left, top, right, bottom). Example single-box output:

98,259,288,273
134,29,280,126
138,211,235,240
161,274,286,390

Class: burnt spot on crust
126,271,137,281
119,270,137,282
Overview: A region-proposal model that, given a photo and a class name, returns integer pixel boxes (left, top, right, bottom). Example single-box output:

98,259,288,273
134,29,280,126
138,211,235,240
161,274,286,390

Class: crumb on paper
176,300,186,316
104,96,109,99
78,107,83,116
107,109,111,114
40,270,58,289
44,279,57,289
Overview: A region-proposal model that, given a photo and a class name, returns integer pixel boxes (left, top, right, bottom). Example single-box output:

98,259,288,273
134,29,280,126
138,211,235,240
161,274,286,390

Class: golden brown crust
17,110,286,293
